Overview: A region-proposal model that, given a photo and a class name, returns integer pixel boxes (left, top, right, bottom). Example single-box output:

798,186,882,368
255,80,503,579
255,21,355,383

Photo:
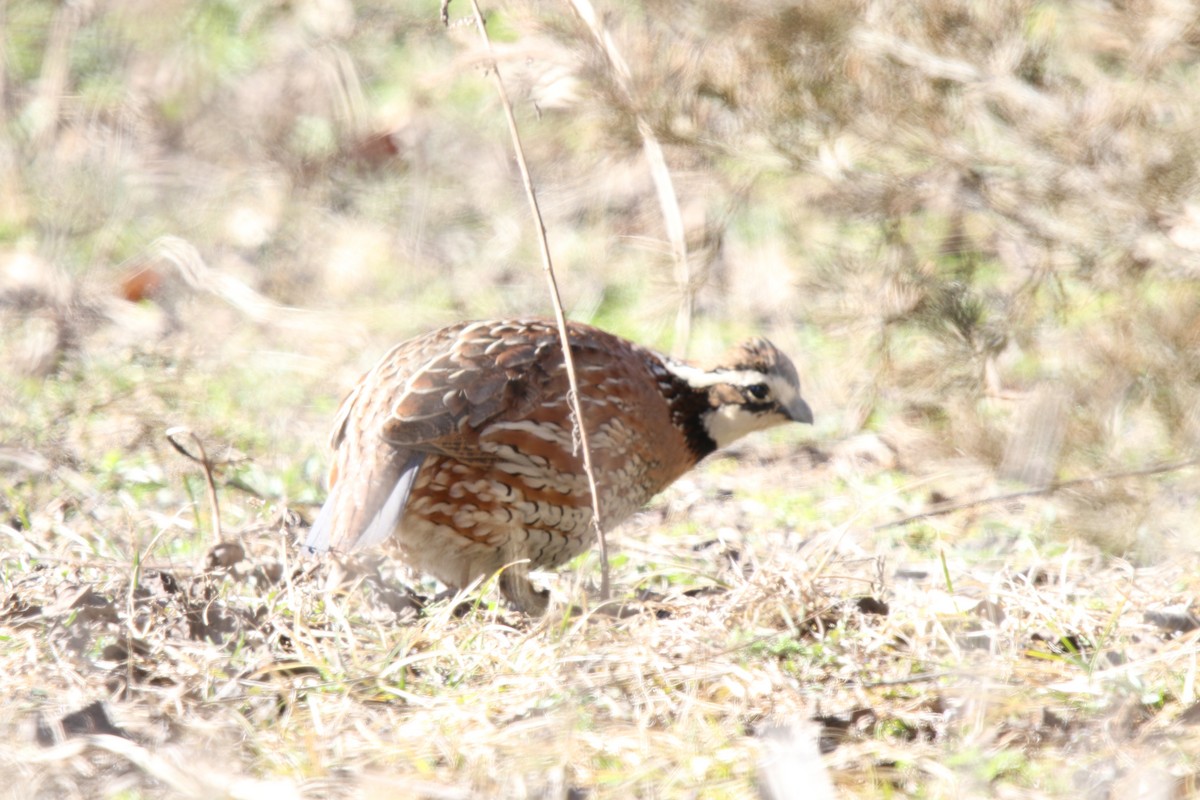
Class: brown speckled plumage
306,318,812,611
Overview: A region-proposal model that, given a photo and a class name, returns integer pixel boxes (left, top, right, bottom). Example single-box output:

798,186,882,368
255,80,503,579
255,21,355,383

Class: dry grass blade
567,0,693,355
145,236,304,327
458,0,612,601
872,456,1200,531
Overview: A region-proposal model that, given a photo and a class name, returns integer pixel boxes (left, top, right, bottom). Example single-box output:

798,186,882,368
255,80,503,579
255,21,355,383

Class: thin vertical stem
464,0,611,602
567,0,693,356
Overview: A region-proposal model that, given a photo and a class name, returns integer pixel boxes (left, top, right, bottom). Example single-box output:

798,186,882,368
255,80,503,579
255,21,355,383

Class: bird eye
746,383,770,400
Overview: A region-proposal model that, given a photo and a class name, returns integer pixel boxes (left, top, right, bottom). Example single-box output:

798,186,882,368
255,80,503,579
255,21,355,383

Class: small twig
165,427,224,544
873,456,1200,530
567,0,693,356
458,0,611,601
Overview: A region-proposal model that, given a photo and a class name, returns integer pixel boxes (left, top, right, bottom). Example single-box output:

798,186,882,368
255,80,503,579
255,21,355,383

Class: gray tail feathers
305,451,426,555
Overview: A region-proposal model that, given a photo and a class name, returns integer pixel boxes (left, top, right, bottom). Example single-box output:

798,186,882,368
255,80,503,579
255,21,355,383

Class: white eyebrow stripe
664,363,768,389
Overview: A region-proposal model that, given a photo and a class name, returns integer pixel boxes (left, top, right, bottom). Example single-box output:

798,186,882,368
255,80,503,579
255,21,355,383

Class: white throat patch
702,404,791,449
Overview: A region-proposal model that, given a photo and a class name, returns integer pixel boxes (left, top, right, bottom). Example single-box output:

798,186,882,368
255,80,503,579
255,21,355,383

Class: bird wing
379,320,563,460
307,320,572,554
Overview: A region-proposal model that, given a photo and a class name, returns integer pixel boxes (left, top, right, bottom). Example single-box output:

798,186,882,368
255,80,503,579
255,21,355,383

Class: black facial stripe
657,365,719,460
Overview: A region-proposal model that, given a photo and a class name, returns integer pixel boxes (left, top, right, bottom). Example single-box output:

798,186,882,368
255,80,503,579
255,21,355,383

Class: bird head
666,337,813,450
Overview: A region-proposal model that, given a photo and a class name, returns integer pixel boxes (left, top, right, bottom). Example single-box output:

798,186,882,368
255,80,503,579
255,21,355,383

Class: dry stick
567,0,693,356
165,426,223,544
872,456,1200,531
462,0,612,602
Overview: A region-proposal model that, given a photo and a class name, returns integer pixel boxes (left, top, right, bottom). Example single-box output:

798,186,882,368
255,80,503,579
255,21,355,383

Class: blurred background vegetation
3,0,1200,559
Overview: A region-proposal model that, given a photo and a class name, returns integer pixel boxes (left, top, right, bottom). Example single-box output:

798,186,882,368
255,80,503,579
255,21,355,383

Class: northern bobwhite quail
305,318,813,612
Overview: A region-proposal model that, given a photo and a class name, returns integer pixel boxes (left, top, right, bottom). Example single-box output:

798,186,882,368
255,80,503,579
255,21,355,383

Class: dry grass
3,0,1200,797
3,402,1200,798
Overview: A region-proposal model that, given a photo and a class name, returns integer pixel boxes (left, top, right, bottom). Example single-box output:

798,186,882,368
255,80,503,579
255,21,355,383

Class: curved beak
787,396,814,425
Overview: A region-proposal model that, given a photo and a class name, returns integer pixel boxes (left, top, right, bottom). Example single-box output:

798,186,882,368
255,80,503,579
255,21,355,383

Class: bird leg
498,568,550,616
